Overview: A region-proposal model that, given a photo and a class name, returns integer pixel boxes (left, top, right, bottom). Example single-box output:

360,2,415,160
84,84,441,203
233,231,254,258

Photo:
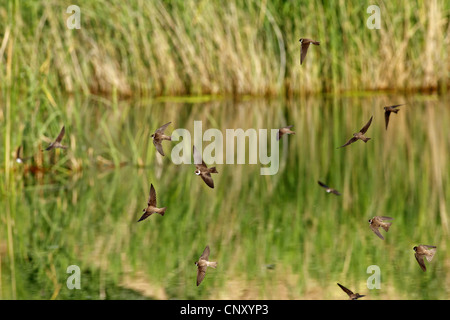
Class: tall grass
1,0,449,98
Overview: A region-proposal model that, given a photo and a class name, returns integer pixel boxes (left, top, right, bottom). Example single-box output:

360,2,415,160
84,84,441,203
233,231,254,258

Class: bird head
413,246,418,252
195,169,201,176
299,38,303,43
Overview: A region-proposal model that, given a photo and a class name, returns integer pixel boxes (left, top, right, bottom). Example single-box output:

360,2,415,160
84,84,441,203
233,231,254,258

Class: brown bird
338,116,373,148
299,38,320,65
277,125,295,141
193,145,218,189
368,216,394,240
318,181,341,195
15,146,33,163
384,104,404,130
151,122,172,156
413,245,437,272
195,245,218,286
138,183,166,222
45,126,67,151
337,283,365,300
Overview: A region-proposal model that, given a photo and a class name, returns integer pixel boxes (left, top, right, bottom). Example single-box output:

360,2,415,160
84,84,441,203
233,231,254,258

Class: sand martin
152,122,172,156
45,126,67,151
413,245,437,272
195,245,218,286
138,183,166,222
277,125,295,141
368,216,394,240
338,116,373,148
337,283,365,300
384,104,404,130
299,38,320,65
193,145,218,189
318,181,341,195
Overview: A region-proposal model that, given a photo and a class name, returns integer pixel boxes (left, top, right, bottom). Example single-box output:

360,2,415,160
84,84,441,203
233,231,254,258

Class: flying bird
15,146,33,163
277,125,295,141
299,38,320,65
384,104,404,130
138,183,167,222
368,216,394,240
338,116,373,149
337,283,365,300
195,245,218,286
413,245,437,272
317,181,341,195
151,122,172,156
45,126,68,151
193,145,218,189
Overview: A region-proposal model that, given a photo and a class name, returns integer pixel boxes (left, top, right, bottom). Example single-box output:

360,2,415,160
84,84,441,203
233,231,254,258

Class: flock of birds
13,37,438,298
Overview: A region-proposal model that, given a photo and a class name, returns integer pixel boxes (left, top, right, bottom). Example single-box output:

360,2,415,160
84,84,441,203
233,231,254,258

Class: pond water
1,92,449,299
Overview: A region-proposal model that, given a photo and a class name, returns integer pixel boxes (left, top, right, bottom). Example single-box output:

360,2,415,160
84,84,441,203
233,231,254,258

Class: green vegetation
1,0,449,98
1,1,449,300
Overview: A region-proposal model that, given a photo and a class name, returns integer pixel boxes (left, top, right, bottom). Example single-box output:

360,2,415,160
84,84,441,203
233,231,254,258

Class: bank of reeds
1,0,449,98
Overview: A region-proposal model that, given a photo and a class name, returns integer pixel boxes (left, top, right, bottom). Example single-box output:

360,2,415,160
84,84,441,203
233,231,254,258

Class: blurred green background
1,0,449,299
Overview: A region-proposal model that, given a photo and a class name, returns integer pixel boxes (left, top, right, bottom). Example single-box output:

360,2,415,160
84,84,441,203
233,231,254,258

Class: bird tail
313,41,320,45
210,167,218,174
426,248,437,262
393,110,399,114
381,222,392,232
208,261,218,269
158,207,167,216
363,137,371,143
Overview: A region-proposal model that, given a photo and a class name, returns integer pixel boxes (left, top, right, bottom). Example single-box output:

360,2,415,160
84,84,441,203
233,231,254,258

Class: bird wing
155,122,171,134
200,246,210,261
338,137,358,148
200,172,215,188
331,189,341,196
384,111,391,130
318,181,329,189
337,283,354,297
380,216,394,221
153,139,165,156
359,116,373,134
370,224,385,240
147,184,157,207
197,266,207,286
415,253,427,271
55,126,66,143
137,211,151,222
16,146,22,159
300,43,311,65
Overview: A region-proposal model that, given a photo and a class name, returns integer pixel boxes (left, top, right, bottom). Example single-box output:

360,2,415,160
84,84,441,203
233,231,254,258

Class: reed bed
1,0,449,98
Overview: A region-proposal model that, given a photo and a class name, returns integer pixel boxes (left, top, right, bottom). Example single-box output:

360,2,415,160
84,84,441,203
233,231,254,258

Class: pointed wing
330,189,341,196
153,139,165,156
337,283,354,297
370,224,385,240
415,253,427,271
388,104,404,109
423,245,437,249
384,111,391,130
359,116,373,134
200,172,214,188
137,211,151,222
155,122,171,134
338,137,358,149
200,246,210,261
147,184,157,207
318,181,329,189
197,266,207,286
55,126,66,143
16,146,22,159
300,43,311,65
380,216,394,221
